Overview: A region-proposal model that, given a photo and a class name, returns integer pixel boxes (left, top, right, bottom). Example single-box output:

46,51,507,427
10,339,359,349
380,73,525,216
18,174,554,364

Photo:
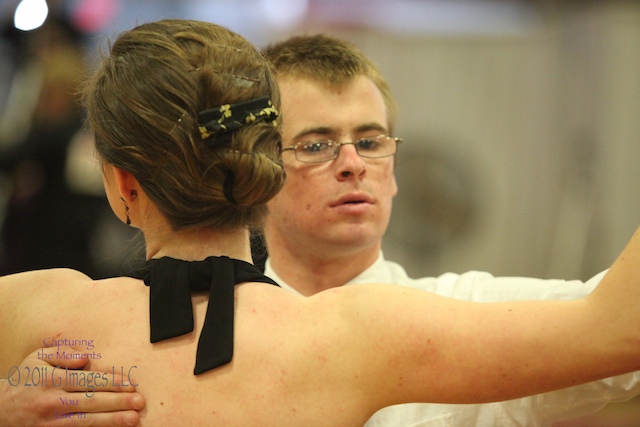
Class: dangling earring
121,196,131,226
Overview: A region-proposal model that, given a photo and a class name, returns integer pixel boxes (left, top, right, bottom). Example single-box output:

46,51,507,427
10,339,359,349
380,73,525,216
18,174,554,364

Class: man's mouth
331,194,373,207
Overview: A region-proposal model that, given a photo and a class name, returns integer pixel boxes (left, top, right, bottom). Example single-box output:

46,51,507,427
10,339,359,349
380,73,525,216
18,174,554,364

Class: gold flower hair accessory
198,96,278,144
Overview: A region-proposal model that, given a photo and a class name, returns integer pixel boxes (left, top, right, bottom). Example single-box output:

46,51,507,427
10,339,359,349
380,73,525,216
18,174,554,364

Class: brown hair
83,20,284,231
263,34,398,133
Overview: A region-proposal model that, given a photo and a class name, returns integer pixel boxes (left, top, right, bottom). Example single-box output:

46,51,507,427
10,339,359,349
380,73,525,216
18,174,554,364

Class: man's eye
356,138,378,151
300,142,331,153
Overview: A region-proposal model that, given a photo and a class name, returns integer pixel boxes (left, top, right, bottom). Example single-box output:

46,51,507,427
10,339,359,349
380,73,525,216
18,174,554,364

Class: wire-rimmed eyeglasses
282,135,402,164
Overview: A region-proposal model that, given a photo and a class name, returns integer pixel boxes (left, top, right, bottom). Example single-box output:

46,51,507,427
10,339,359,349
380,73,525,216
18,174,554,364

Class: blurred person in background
0,16,137,278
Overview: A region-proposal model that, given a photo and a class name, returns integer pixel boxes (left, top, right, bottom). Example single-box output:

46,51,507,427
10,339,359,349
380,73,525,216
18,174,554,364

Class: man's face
265,75,398,257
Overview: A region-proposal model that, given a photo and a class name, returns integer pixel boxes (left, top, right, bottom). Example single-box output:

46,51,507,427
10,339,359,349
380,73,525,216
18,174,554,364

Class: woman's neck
144,226,253,264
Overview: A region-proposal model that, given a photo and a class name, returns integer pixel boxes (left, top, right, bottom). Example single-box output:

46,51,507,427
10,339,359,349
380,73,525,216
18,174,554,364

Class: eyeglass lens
296,136,398,163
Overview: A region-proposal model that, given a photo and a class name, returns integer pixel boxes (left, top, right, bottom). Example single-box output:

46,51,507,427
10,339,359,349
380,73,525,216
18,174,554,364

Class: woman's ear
101,163,141,227
111,166,140,202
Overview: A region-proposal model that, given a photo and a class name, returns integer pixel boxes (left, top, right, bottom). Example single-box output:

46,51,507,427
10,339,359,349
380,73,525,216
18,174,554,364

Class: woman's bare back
3,271,373,426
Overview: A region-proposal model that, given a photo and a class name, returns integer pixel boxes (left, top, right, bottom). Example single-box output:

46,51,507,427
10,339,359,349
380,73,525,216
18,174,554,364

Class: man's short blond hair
263,34,398,134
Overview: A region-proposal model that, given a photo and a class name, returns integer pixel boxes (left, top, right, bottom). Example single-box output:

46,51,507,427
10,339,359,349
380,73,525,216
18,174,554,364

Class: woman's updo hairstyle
83,19,284,231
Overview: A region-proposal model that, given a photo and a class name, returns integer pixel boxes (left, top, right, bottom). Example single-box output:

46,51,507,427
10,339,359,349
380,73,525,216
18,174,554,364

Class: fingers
45,393,143,426
30,346,91,370
1,346,146,427
80,410,141,426
16,347,138,393
1,379,144,427
54,391,145,413
28,410,140,427
49,366,137,393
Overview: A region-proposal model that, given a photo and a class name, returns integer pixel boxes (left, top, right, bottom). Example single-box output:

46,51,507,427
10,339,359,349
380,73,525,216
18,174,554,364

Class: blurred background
0,0,639,424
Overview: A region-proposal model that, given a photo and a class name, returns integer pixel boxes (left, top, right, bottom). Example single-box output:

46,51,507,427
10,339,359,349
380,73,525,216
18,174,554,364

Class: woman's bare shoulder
0,269,144,366
1,267,144,294
0,268,93,300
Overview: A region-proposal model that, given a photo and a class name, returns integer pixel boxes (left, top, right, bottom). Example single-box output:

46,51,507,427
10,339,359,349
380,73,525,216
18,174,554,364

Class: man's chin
324,228,380,250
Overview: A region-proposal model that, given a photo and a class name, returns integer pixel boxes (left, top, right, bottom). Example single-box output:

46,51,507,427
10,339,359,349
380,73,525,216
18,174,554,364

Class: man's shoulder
353,254,493,286
351,257,502,297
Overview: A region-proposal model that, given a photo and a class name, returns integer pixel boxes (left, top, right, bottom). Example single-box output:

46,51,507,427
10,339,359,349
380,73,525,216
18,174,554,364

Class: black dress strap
133,256,279,375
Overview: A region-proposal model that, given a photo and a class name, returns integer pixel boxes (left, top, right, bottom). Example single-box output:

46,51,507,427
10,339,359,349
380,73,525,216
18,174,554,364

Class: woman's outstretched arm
300,226,640,411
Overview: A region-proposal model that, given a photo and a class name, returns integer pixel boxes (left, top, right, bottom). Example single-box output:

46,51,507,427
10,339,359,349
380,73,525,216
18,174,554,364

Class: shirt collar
263,252,386,295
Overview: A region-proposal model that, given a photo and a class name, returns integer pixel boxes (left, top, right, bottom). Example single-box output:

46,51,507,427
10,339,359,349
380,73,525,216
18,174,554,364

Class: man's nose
334,143,366,179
